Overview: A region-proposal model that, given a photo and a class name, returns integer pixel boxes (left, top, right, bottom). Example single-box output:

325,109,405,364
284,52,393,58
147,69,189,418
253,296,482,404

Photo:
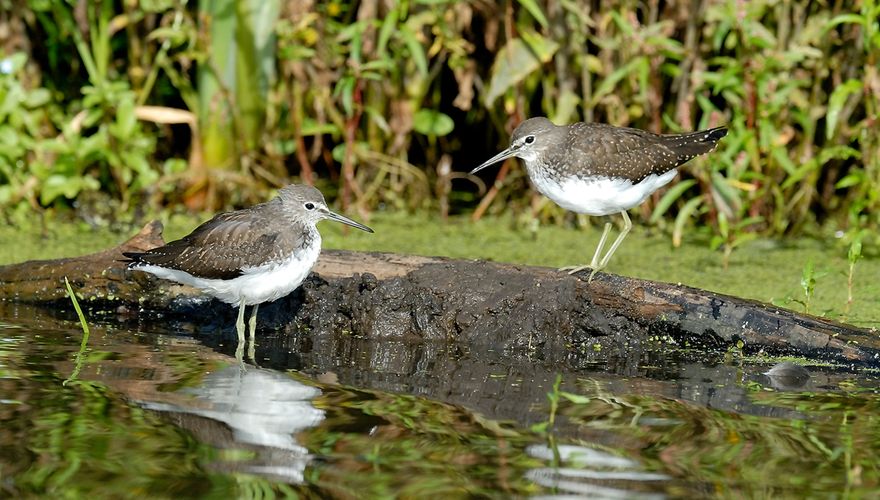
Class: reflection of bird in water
763,362,811,390
139,365,324,484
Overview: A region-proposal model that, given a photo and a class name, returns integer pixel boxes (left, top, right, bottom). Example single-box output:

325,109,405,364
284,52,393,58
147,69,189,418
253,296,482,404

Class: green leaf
515,0,549,28
550,88,580,125
485,33,559,105
826,79,862,139
823,13,866,34
364,106,391,134
770,147,797,175
835,171,864,189
4,52,27,73
146,26,189,46
710,171,742,219
334,76,356,117
360,59,396,73
650,179,697,223
672,195,704,248
40,175,99,205
591,58,640,106
398,25,428,76
112,97,137,141
559,392,591,404
376,5,399,57
23,88,51,108
412,109,454,136
301,119,340,136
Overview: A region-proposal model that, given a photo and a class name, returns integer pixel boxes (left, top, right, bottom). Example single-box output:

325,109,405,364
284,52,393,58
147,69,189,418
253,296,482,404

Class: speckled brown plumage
470,117,728,280
124,200,314,280
122,185,348,280
511,118,727,183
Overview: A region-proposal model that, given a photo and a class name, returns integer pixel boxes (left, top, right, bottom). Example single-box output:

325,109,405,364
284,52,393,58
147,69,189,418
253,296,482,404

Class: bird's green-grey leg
589,210,633,281
561,220,613,275
248,303,259,339
590,221,613,268
234,300,246,366
235,300,246,344
247,304,258,364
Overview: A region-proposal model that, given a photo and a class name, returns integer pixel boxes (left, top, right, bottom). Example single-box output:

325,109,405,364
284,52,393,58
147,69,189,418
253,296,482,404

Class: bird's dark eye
524,135,535,144
304,202,316,210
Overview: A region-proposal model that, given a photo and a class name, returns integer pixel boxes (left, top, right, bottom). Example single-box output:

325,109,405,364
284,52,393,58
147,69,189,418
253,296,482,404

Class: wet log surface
1,221,878,368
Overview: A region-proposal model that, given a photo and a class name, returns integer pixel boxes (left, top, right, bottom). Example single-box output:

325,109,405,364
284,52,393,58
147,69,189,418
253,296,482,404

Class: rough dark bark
1,221,877,367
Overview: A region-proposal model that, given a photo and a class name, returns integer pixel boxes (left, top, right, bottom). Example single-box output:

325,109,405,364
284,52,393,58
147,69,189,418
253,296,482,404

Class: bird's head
278,185,373,233
470,117,559,174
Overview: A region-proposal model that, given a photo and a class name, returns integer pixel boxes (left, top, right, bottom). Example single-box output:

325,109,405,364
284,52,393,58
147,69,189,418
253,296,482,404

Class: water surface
1,303,878,497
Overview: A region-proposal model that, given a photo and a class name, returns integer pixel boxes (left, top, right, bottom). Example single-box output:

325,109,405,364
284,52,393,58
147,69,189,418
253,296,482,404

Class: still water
1,303,879,498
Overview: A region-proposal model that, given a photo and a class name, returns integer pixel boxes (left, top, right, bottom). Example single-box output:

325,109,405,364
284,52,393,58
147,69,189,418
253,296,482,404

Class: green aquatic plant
62,277,90,386
845,238,863,319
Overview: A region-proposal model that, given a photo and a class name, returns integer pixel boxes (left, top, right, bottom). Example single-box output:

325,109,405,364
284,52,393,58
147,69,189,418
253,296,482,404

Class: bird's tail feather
664,126,728,156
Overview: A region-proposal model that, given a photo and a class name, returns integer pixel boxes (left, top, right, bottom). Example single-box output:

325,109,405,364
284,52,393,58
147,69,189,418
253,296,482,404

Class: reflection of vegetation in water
3,312,879,498
298,384,543,497
558,380,880,497
4,377,227,497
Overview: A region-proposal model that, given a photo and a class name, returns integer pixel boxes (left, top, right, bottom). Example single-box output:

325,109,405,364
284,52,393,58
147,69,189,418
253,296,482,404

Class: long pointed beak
323,210,374,233
470,147,519,174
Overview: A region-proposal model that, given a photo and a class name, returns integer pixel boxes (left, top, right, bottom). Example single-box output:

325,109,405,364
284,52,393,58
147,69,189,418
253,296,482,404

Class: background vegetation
0,0,877,251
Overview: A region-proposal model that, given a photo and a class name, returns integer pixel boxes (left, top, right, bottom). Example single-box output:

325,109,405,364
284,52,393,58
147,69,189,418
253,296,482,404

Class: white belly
529,170,678,216
136,238,322,306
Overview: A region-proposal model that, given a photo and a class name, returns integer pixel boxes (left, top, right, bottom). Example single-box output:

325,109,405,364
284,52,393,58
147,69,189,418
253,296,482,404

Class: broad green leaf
413,109,454,136
826,79,861,140
485,33,559,105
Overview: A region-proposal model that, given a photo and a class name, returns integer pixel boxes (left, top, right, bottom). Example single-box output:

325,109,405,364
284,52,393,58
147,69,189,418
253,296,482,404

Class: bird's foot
559,264,590,274
558,264,603,282
234,341,248,372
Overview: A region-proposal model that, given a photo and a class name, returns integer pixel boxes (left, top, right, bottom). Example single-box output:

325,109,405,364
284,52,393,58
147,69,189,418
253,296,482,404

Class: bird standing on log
471,117,727,281
124,184,373,347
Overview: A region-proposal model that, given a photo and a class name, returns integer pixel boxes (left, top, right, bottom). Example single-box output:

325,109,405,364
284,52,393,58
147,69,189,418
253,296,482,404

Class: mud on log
1,222,878,367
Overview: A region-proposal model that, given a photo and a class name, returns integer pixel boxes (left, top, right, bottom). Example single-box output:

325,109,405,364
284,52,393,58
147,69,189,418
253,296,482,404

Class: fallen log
1,221,877,367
